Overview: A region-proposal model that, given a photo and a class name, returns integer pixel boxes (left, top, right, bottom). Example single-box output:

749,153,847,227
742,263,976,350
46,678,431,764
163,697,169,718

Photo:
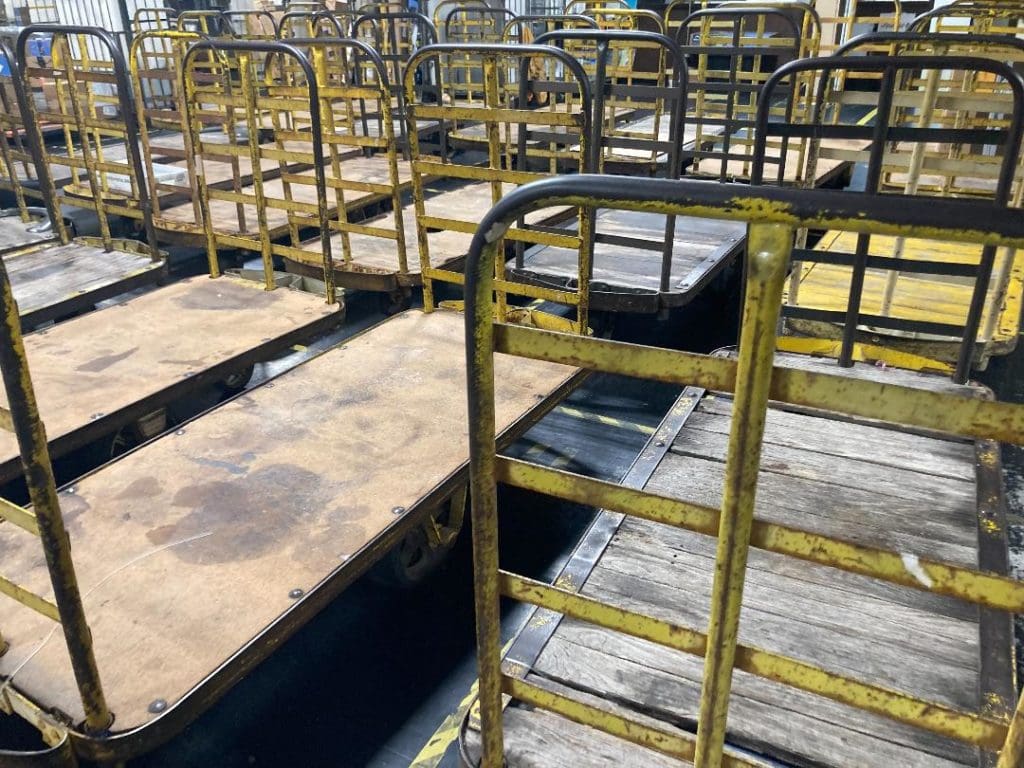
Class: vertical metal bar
0,255,110,733
997,690,1024,768
839,63,895,368
465,233,504,768
483,54,507,321
693,221,792,767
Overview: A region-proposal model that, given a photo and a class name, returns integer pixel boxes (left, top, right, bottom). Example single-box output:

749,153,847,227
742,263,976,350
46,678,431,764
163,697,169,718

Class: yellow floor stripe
555,405,655,435
409,639,514,768
856,107,878,127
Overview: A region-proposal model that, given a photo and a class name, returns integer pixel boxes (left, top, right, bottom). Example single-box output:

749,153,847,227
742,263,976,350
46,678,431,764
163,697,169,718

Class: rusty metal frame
675,7,804,183
182,38,336,303
277,37,415,293
14,25,161,254
0,37,54,247
463,174,1024,768
405,43,595,332
505,29,701,313
276,10,350,39
351,11,438,151
752,53,1024,383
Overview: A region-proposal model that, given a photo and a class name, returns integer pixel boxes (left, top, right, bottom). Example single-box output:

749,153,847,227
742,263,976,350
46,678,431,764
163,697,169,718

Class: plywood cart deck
0,310,580,763
458,176,1024,768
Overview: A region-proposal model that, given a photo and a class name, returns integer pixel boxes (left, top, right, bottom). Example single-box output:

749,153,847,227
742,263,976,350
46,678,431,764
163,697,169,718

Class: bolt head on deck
148,698,168,714
288,588,304,599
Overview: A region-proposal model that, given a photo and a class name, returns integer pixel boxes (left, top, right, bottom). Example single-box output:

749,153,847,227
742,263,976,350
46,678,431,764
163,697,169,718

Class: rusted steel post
0,256,110,733
694,222,792,766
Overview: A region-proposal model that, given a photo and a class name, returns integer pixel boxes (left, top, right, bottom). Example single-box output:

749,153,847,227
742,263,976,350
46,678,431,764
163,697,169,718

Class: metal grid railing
462,174,1024,768
751,52,1024,383
182,38,338,299
12,25,160,252
405,43,595,331
676,7,805,183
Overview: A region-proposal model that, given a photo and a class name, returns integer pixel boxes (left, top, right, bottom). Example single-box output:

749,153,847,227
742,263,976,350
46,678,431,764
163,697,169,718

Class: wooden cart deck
284,181,575,292
785,229,1024,365
690,138,865,187
478,354,1009,767
0,215,53,255
5,240,164,328
0,310,578,759
154,155,413,245
510,209,746,313
0,276,341,484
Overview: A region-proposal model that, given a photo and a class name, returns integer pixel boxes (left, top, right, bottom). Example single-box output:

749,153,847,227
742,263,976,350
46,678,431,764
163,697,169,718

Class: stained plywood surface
0,310,576,733
0,276,341,482
497,358,996,767
7,241,162,320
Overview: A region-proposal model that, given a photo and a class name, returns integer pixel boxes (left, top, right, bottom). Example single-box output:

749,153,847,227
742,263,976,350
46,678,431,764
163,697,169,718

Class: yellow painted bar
0,574,60,621
493,278,580,306
492,325,1024,444
501,572,1008,749
418,215,579,249
504,676,762,767
412,105,581,125
496,457,1024,612
0,497,39,535
695,223,791,765
412,160,564,187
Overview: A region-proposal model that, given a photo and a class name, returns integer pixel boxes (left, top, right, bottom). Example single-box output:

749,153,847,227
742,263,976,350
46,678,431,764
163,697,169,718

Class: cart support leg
694,222,791,766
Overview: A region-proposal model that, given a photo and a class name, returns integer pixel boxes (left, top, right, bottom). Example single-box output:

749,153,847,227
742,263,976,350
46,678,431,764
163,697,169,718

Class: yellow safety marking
408,639,514,768
554,405,656,435
856,107,878,126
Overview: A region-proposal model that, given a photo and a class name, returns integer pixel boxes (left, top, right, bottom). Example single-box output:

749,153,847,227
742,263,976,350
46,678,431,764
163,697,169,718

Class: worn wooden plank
533,631,973,767
592,529,979,690
695,395,975,480
6,241,162,321
0,310,577,730
646,452,977,561
620,507,976,623
468,700,689,768
0,276,341,483
771,350,977,395
671,421,974,503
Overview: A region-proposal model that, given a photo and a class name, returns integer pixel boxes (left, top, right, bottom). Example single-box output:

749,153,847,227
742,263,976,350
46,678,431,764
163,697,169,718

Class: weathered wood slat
533,631,974,767
695,395,974,480
646,453,978,561
589,534,978,703
670,423,974,503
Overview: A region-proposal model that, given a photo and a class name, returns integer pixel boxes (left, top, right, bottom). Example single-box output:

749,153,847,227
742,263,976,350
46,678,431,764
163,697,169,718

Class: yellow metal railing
405,43,596,331
463,176,1024,767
